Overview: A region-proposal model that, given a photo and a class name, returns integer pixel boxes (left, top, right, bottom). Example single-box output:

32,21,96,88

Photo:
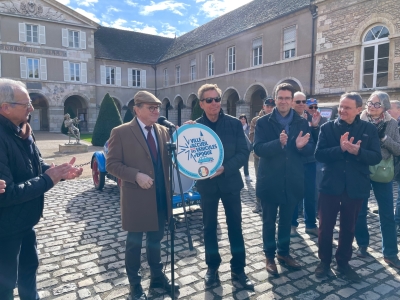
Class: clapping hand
296,131,310,149
0,179,6,193
340,132,361,155
280,130,288,147
311,110,321,127
45,157,83,185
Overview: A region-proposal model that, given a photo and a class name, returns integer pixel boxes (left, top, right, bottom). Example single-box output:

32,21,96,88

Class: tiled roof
160,0,310,62
94,0,310,64
94,26,174,64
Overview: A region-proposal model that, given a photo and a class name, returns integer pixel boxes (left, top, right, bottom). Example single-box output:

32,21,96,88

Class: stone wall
315,0,400,95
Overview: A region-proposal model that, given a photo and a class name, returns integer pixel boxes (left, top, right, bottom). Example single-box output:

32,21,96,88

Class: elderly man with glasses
190,83,253,289
106,91,179,300
0,79,83,300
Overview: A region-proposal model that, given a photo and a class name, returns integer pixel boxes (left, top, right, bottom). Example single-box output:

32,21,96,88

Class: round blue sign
172,123,224,180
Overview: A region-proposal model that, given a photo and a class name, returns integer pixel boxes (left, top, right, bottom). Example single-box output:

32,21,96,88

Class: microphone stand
166,126,194,299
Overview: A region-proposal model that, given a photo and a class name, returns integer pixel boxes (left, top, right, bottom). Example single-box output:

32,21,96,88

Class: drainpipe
309,3,318,97
152,64,157,96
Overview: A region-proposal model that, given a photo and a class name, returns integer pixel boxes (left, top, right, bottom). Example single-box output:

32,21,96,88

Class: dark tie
145,126,158,163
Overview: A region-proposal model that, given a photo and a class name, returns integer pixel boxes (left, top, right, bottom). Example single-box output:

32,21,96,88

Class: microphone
158,116,176,129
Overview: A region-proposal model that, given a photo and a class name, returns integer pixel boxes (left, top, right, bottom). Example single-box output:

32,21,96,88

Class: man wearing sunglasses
290,95,327,238
193,84,253,290
254,83,314,275
249,97,275,213
106,91,180,300
0,79,83,300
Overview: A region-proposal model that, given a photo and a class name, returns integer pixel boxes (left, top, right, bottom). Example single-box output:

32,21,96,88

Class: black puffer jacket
195,110,249,194
0,115,53,240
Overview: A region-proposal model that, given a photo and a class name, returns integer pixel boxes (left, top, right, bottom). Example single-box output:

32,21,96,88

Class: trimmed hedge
91,93,123,146
123,107,134,123
191,99,203,120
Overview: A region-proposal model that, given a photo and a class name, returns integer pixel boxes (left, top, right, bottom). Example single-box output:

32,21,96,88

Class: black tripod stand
166,126,194,299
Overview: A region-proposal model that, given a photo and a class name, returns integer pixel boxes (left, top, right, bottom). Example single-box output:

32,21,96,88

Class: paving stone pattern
14,167,400,299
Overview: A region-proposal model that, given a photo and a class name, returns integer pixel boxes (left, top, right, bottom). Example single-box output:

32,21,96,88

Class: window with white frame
63,61,87,83
70,63,80,81
207,54,214,77
190,59,196,81
131,69,141,87
20,56,47,80
164,68,168,86
106,66,115,85
26,24,38,43
19,23,45,44
62,29,86,49
253,38,262,66
176,66,181,84
27,58,39,79
228,46,236,72
283,26,296,59
362,25,389,89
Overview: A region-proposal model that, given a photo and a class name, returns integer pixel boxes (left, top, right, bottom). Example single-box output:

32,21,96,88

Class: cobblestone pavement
15,166,400,300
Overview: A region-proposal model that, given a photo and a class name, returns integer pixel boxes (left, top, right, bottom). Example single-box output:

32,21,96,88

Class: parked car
91,140,119,190
318,102,339,121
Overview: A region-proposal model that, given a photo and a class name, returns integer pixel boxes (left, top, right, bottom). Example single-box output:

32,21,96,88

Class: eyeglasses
309,106,318,110
366,101,382,108
201,97,221,104
8,100,33,109
145,106,160,113
277,97,292,102
295,100,307,104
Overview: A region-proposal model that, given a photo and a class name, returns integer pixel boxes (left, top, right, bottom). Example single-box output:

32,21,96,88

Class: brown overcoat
106,117,171,232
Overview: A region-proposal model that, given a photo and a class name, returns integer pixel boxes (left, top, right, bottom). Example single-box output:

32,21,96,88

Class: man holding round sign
190,84,253,289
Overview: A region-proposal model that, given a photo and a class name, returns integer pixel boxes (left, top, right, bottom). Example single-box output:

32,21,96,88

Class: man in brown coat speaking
106,91,179,300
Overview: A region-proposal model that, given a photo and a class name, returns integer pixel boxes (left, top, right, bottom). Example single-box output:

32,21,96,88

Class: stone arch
244,83,268,119
273,78,303,98
174,95,184,126
29,92,49,131
222,87,240,117
161,98,171,120
353,14,396,44
126,98,135,117
62,92,90,107
110,95,122,113
63,94,89,132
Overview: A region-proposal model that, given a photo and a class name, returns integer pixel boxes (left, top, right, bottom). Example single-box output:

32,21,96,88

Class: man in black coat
254,83,314,275
0,79,83,300
314,92,381,282
193,83,253,289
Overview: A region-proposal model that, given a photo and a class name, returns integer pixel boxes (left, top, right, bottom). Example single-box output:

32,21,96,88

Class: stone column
181,108,192,123
87,106,97,132
236,101,251,118
48,106,65,133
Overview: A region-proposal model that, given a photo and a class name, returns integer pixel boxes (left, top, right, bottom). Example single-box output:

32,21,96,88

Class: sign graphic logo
172,124,224,180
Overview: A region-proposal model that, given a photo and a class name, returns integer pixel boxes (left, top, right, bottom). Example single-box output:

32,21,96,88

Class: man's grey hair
340,92,363,108
368,91,391,111
0,79,27,105
294,91,306,98
390,100,400,109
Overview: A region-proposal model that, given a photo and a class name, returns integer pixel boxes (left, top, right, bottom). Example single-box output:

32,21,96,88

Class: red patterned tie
145,126,158,163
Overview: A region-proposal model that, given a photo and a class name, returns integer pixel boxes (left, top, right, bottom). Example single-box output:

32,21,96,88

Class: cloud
198,0,252,18
107,6,121,13
140,1,189,16
102,19,179,38
75,8,100,23
125,0,138,7
76,0,98,7
55,0,70,5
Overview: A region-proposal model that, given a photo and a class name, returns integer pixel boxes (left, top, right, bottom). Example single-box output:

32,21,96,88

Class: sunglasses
295,100,307,104
201,97,221,104
366,101,382,108
309,106,318,110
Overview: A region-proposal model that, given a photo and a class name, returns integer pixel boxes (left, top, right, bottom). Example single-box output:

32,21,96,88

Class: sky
55,0,254,38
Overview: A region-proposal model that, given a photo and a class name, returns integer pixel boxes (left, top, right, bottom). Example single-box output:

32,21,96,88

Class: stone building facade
314,0,400,102
1,0,399,132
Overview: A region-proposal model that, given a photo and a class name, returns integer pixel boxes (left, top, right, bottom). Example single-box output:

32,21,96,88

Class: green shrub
123,107,134,123
191,99,203,120
91,93,123,146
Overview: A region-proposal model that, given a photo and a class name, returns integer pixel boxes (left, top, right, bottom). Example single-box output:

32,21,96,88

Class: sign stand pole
166,127,194,299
